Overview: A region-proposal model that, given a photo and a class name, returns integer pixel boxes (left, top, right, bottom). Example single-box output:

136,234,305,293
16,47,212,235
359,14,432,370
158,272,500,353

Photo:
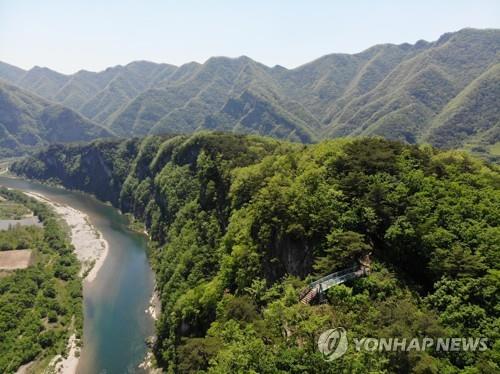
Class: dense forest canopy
0,188,82,374
12,132,500,373
1,28,499,161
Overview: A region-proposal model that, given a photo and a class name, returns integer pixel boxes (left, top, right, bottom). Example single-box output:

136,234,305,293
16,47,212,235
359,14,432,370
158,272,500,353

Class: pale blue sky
1,0,499,74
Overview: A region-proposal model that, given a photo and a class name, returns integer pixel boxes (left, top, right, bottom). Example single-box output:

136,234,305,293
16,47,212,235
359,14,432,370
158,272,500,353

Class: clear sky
1,0,499,74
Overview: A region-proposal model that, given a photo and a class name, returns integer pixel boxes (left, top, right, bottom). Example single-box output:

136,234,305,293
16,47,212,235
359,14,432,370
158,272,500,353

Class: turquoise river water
0,175,155,374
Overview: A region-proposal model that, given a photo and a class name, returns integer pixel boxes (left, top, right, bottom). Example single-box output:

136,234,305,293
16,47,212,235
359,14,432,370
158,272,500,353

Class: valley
10,132,500,373
0,11,499,372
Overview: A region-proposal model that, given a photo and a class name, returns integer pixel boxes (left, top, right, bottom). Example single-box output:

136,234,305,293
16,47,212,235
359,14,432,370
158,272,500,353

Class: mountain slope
78,61,176,125
0,61,177,126
109,57,318,142
0,82,112,156
118,29,498,147
425,63,500,149
11,133,500,373
0,61,26,83
326,29,500,143
15,66,69,99
1,28,499,154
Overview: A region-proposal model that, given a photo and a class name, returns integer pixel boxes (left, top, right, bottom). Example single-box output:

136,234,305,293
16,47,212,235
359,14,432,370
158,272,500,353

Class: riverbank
0,175,156,373
140,278,162,372
145,290,161,321
47,334,80,374
21,191,109,374
23,191,109,282
140,232,163,372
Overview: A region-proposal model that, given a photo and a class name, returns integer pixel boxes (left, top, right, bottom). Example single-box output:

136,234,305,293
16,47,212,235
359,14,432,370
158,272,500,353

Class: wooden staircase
300,288,318,304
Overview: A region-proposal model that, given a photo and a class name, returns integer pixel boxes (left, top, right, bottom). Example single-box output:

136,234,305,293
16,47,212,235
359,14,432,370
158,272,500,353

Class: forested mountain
0,61,176,125
1,28,499,157
109,56,319,142
0,82,112,156
427,63,500,151
12,133,500,373
324,30,499,147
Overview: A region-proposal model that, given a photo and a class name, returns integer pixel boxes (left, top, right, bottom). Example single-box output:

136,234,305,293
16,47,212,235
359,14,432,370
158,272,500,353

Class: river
0,175,155,374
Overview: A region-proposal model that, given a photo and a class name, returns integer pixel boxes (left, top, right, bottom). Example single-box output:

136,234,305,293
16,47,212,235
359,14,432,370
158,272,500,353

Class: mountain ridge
0,81,113,156
1,28,499,159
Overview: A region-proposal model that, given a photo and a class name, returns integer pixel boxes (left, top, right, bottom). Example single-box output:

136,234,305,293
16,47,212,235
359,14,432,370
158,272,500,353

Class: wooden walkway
299,255,371,304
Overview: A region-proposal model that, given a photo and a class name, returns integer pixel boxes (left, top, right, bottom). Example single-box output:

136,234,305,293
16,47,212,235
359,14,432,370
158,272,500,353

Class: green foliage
177,337,223,373
0,225,43,250
2,29,499,158
0,200,31,219
313,231,371,274
0,188,82,373
12,133,500,373
429,63,500,152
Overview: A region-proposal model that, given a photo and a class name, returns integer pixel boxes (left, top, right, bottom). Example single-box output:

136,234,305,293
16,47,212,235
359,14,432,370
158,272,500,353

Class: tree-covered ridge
428,63,500,160
0,61,175,125
1,28,499,158
0,81,112,157
0,188,82,374
12,133,500,373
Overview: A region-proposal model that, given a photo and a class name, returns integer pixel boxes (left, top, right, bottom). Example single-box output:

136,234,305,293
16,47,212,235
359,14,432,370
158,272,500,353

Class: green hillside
326,29,500,145
0,61,176,125
12,133,500,373
15,66,68,99
110,57,319,142
0,82,112,156
1,28,499,157
78,61,176,125
425,63,500,160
